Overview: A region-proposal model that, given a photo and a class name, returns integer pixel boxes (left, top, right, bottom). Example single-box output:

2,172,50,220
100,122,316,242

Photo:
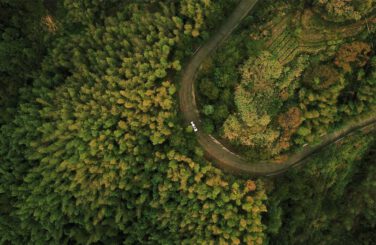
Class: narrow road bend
178,0,376,176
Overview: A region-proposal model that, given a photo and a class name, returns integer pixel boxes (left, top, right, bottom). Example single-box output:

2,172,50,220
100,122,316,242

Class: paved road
178,0,376,177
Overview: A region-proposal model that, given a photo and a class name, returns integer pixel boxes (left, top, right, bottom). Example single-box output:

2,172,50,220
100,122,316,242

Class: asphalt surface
178,0,376,176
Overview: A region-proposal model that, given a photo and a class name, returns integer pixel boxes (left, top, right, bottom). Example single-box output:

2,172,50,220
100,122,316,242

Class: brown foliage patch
335,41,371,72
278,107,302,130
245,180,257,192
277,107,303,151
42,15,57,32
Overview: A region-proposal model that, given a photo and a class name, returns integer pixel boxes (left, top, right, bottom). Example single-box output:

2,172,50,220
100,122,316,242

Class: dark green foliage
1,1,375,244
199,0,375,156
0,0,48,123
202,118,215,134
63,0,126,25
338,50,376,117
199,78,220,100
266,134,375,244
0,0,46,76
197,28,264,133
0,1,267,244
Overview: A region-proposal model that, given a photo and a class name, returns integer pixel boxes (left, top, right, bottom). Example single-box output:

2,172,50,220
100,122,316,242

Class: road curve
178,0,376,177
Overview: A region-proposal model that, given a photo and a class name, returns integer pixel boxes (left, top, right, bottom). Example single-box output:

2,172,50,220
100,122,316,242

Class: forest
197,0,376,160
0,0,375,244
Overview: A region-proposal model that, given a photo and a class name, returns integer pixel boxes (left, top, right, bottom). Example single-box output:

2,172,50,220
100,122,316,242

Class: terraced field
179,0,376,176
265,10,376,65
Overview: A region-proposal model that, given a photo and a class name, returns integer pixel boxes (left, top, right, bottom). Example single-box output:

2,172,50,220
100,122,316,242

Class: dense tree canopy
0,0,374,244
266,134,375,245
198,0,376,158
0,0,49,123
0,0,267,244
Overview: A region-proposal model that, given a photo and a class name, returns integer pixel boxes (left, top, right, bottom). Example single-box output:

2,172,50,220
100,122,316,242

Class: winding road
178,0,376,177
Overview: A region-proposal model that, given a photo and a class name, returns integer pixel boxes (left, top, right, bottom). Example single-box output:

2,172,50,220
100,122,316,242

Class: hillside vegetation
0,0,374,244
197,0,376,160
0,1,268,244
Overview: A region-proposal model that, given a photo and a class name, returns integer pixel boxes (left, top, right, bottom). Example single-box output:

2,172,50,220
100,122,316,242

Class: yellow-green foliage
296,65,346,142
0,1,267,244
294,41,375,144
220,2,375,153
223,52,282,149
314,0,376,22
223,52,308,154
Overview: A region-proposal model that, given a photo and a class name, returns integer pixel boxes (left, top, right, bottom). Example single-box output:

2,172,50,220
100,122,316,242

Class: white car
190,121,198,132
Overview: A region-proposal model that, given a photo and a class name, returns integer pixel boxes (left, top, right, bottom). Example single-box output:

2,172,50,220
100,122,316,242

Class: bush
199,78,219,100
203,104,214,115
202,119,215,134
